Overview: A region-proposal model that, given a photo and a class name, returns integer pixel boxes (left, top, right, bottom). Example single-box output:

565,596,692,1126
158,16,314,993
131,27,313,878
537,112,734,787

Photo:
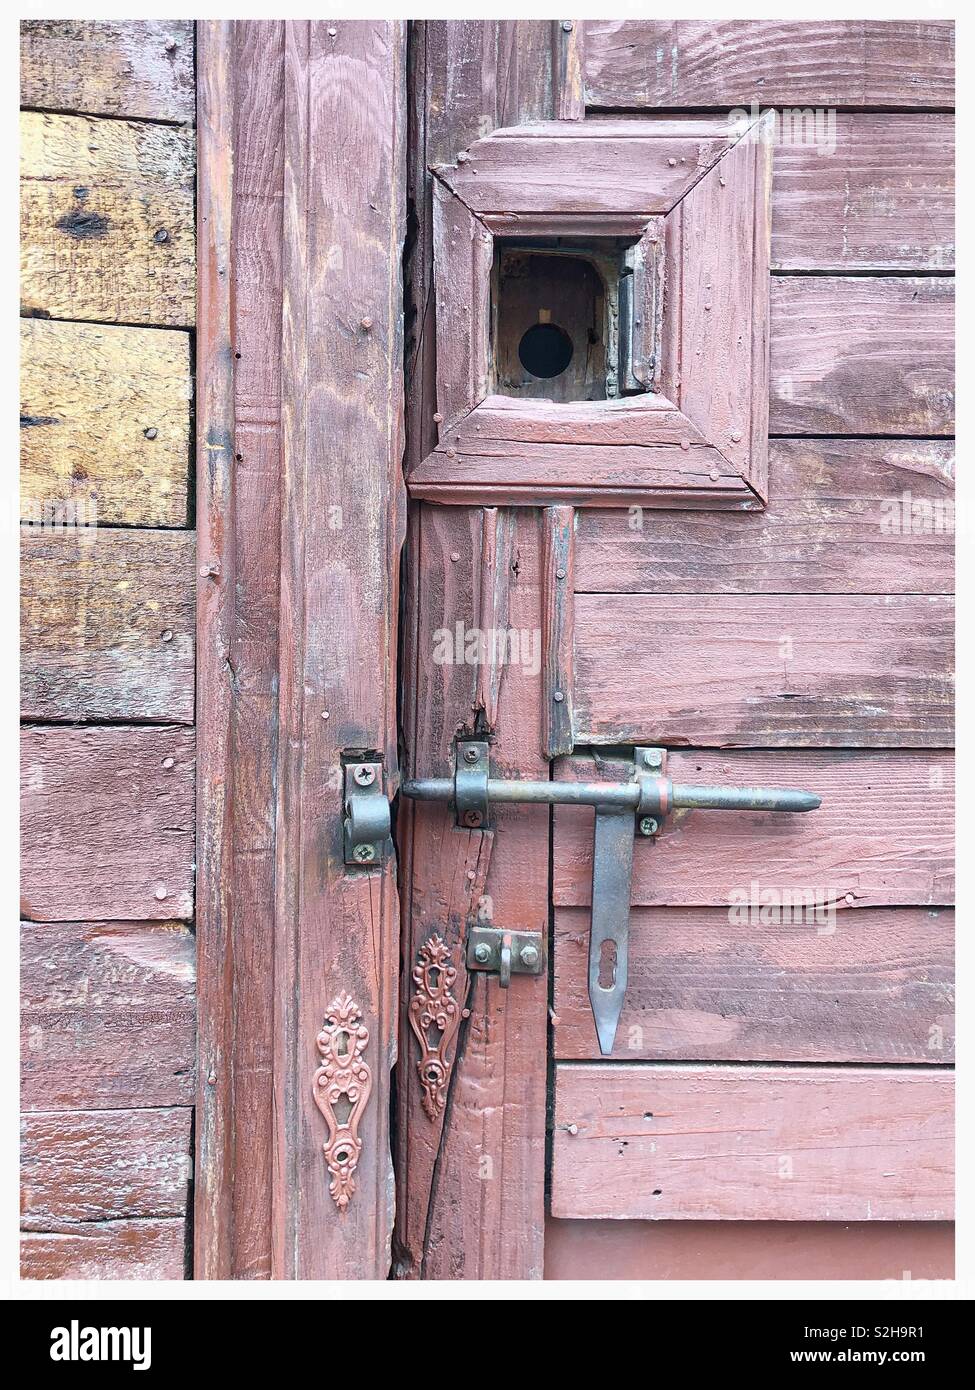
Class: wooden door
396,20,954,1281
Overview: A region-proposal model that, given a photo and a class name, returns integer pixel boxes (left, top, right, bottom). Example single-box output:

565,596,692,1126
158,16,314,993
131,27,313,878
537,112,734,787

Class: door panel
551,1064,953,1221
554,906,954,1063
554,750,953,908
572,593,953,747
400,19,954,1280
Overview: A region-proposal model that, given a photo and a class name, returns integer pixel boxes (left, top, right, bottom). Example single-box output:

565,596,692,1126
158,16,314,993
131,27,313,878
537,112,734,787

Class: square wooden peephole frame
409,114,773,510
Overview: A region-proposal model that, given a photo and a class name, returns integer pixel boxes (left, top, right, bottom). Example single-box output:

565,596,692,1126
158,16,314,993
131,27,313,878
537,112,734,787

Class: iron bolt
639,817,658,837
463,746,480,764
353,764,376,786
553,690,565,703
562,21,574,32
643,749,663,768
474,942,491,964
520,944,540,969
353,844,376,863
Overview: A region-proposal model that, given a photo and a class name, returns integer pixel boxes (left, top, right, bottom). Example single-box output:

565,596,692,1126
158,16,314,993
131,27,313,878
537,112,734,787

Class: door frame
195,19,406,1280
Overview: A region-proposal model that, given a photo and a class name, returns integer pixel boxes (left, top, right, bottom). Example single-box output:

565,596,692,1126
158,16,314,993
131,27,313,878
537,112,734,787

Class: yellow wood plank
21,319,191,527
20,111,195,327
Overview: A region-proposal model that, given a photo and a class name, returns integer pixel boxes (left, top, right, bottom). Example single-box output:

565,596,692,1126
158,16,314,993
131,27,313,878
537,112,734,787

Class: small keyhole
518,322,573,379
598,938,617,990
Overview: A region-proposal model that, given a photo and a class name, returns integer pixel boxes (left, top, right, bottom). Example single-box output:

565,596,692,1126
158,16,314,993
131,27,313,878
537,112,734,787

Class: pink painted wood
551,1064,954,1221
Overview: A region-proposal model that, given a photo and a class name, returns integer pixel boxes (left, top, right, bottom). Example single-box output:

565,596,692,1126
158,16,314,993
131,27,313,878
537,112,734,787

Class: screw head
639,817,658,837
643,749,663,769
463,746,480,764
474,942,491,964
462,810,482,828
562,20,574,32
520,944,540,969
352,843,376,863
353,764,376,786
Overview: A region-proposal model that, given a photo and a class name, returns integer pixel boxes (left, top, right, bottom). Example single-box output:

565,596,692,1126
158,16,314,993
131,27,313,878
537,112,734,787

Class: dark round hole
518,322,573,379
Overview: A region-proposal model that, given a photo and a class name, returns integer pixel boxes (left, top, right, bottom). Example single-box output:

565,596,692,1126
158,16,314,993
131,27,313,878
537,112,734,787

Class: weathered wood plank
438,122,736,215
21,726,195,922
583,20,955,108
20,20,195,123
21,111,195,327
573,441,955,595
20,319,191,527
397,503,549,1281
554,906,954,1063
573,593,953,747
772,114,954,271
21,528,195,723
554,749,954,909
272,19,405,1281
21,920,196,1110
544,1218,955,1281
195,17,286,1283
21,1218,187,1281
21,1108,192,1228
770,278,954,436
552,1064,954,1221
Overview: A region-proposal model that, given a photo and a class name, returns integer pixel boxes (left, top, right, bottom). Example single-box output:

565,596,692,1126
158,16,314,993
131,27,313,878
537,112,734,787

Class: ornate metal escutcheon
312,992,372,1211
409,934,463,1121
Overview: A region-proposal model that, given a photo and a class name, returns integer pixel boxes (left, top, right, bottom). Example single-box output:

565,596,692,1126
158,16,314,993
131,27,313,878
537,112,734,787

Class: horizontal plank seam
584,105,956,118
19,314,195,335
771,269,955,280
19,105,195,132
554,1059,954,1073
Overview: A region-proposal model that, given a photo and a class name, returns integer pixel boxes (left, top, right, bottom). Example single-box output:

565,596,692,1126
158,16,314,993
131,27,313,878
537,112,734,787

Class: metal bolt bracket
343,758,391,868
467,925,545,987
454,738,491,830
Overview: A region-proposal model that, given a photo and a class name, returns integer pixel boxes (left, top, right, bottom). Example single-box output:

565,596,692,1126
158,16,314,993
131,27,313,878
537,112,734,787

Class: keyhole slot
597,938,618,990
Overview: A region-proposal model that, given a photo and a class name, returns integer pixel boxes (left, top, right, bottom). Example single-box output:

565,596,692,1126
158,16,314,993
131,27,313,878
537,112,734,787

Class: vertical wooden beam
552,19,585,120
274,19,406,1280
195,18,236,1281
396,16,556,1284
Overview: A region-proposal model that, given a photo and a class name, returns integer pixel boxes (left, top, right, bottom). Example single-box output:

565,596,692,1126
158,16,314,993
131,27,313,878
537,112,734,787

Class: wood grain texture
551,1064,954,1221
772,114,954,271
195,18,286,1283
21,920,196,1109
583,20,955,108
22,1108,192,1228
770,278,954,436
272,19,405,1280
21,318,190,527
20,111,195,327
572,592,953,748
573,441,955,596
544,1218,955,1281
194,17,238,1282
20,20,195,123
411,396,752,508
660,119,771,499
437,120,737,215
21,1218,187,1281
21,726,195,922
554,906,954,1063
396,504,549,1280
397,22,557,1281
21,527,194,723
554,749,954,910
